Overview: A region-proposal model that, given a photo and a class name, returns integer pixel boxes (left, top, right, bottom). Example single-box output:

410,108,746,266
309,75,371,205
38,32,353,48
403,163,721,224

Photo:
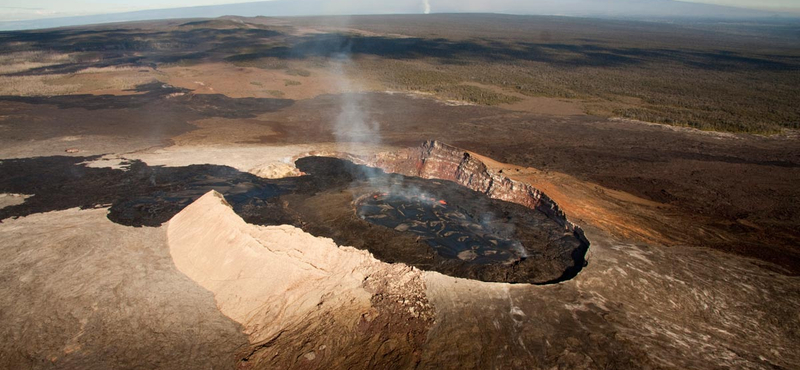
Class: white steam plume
303,17,381,157
423,0,431,14
330,54,381,155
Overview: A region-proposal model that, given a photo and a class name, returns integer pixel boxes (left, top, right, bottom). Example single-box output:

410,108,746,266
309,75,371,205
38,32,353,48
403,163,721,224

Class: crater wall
368,140,590,247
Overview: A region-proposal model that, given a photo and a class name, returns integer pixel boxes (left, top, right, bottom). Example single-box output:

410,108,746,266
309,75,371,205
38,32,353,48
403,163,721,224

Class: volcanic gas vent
356,192,526,265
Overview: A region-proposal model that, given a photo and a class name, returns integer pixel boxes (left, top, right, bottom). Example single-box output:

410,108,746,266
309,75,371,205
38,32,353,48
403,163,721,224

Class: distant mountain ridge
0,0,794,31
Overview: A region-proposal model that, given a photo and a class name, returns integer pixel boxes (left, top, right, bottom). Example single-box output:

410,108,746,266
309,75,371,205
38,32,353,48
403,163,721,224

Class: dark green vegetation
1,14,798,132
320,15,800,133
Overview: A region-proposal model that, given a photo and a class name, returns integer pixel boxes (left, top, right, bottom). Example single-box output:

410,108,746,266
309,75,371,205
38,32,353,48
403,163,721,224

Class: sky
0,0,798,21
0,0,251,20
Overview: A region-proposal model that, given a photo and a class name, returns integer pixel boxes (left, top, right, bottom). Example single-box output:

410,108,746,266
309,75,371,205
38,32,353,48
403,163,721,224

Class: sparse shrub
0,51,75,75
286,68,311,77
228,57,289,70
433,85,522,105
0,75,80,96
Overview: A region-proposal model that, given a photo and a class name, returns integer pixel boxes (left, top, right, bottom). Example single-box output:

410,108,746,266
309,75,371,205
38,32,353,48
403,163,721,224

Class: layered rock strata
368,140,589,247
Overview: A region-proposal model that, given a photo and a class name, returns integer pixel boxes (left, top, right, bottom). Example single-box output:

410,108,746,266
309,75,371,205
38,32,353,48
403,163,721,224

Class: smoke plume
423,0,431,14
319,31,382,156
331,59,381,154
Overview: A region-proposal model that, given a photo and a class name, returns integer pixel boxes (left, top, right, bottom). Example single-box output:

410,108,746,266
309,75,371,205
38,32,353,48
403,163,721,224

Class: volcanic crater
0,141,589,284
287,151,589,284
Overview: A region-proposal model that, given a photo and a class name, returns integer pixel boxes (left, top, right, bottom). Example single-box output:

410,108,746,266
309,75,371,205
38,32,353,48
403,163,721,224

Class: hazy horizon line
3,0,800,23
1,0,799,32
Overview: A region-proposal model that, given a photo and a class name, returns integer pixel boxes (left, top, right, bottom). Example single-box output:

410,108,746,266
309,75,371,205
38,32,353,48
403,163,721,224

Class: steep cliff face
369,141,589,247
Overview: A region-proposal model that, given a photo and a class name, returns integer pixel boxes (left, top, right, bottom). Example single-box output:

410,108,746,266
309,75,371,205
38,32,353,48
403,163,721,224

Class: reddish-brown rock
368,140,589,246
